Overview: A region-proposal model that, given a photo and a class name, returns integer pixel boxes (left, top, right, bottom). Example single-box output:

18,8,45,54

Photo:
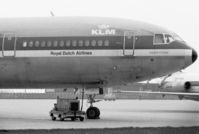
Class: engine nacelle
162,81,199,93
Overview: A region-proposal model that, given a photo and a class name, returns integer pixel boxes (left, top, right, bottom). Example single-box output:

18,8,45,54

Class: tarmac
0,99,199,130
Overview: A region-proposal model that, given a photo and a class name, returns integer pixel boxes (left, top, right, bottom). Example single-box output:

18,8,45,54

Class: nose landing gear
86,106,100,119
80,88,103,119
86,94,101,119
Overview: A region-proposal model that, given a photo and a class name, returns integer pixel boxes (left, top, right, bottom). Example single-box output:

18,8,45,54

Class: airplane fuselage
0,17,197,89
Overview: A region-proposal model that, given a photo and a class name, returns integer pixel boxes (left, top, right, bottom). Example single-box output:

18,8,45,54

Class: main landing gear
86,94,101,119
81,88,103,119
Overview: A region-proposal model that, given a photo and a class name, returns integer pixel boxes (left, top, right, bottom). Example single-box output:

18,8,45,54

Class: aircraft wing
115,90,199,96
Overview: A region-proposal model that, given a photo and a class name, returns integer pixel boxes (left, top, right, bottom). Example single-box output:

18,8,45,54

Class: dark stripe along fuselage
0,35,191,50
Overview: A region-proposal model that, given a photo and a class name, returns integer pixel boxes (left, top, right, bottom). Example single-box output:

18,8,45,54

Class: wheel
59,115,64,121
50,113,56,121
86,107,100,119
96,108,100,118
58,114,61,118
51,116,56,121
80,117,84,121
60,118,64,121
71,117,75,121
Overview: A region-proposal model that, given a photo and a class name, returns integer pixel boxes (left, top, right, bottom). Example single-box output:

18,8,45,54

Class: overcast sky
0,0,198,79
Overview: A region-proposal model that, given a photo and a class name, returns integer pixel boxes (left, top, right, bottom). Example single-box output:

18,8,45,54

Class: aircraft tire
86,107,100,119
95,107,100,118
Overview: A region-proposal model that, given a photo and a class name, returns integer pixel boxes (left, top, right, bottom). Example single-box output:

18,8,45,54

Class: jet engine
162,81,199,93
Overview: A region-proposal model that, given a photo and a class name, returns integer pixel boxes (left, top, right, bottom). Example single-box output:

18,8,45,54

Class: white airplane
117,73,199,101
0,16,197,119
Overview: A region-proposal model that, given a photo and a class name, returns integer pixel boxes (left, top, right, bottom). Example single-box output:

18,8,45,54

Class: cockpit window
154,33,174,45
173,34,184,42
165,34,174,43
154,34,164,44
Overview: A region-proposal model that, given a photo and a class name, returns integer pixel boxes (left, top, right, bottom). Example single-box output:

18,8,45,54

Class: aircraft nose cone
192,48,198,63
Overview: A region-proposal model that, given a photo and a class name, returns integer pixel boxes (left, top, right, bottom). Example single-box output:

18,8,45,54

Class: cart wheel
71,117,75,121
60,118,64,121
80,117,84,121
51,116,56,121
58,115,64,121
58,114,61,118
50,113,56,121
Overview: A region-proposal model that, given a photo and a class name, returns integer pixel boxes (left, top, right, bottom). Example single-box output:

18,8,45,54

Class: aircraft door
2,33,16,57
0,34,3,57
123,31,135,56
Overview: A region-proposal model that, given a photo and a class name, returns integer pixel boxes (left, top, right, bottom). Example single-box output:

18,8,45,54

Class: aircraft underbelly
0,56,185,88
0,57,132,88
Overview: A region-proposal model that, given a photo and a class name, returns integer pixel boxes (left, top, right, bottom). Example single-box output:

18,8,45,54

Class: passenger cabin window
35,41,39,47
53,41,58,47
91,40,96,47
28,41,33,47
23,41,27,47
29,41,33,47
20,38,111,49
98,40,103,46
47,41,52,47
34,41,39,47
104,40,109,46
60,40,64,47
66,40,71,47
78,40,83,47
154,34,174,45
41,41,46,47
85,40,89,47
72,40,77,47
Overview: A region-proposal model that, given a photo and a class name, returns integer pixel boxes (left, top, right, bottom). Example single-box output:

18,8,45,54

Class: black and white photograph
0,0,198,133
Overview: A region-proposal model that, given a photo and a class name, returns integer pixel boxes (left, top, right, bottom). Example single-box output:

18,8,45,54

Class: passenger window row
22,40,110,48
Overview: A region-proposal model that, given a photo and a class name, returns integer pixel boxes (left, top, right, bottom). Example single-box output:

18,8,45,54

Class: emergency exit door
123,31,135,56
2,33,16,57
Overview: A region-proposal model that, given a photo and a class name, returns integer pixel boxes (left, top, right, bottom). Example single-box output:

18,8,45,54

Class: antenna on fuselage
50,11,55,17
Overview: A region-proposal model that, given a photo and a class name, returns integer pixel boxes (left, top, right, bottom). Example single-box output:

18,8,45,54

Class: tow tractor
50,97,85,121
50,87,104,121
